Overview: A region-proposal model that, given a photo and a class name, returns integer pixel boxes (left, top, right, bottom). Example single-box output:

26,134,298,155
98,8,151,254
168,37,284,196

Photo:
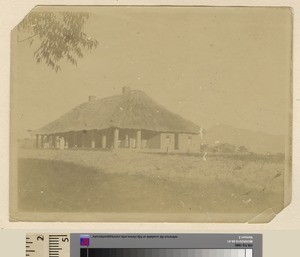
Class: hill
203,124,285,154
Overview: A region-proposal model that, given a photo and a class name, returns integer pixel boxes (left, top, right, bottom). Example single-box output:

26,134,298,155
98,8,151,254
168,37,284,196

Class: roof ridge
35,89,200,134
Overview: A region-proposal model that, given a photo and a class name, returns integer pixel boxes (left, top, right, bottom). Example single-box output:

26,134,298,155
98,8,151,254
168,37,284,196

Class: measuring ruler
26,234,70,257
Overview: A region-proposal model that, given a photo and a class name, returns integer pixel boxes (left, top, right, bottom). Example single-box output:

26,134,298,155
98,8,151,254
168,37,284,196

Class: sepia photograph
9,6,292,222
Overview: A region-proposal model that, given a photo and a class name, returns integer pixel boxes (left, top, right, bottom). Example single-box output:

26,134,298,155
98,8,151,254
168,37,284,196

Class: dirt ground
16,148,285,220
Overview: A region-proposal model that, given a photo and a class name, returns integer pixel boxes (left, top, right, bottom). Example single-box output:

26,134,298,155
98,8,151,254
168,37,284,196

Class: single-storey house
34,87,201,152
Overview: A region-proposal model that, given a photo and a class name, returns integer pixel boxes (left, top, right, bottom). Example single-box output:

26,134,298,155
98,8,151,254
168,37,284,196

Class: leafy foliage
218,143,236,153
238,145,249,153
17,11,99,72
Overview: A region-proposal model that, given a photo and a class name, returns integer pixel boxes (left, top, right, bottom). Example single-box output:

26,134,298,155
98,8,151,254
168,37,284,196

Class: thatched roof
35,89,200,134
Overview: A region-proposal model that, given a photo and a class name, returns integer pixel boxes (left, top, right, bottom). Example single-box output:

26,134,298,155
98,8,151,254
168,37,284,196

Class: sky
11,6,292,138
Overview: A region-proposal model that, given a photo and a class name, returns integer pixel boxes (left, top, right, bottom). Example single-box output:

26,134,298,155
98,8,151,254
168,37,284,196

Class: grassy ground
17,148,284,216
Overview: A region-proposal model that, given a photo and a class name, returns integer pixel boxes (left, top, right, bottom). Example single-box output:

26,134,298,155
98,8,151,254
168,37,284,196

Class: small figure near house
59,137,65,150
199,127,204,139
55,136,60,148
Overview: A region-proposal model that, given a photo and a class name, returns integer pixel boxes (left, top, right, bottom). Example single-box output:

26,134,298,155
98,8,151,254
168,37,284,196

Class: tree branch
17,34,38,43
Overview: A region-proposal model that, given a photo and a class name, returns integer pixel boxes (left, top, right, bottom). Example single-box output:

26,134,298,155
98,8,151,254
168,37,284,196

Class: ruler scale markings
26,233,70,257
